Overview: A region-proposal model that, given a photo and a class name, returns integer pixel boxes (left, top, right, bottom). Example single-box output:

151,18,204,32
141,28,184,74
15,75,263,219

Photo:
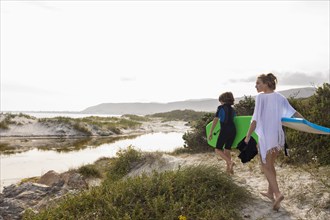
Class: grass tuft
78,164,102,178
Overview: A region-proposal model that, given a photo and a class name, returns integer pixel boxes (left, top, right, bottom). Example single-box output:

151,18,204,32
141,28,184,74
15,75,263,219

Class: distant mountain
81,87,316,115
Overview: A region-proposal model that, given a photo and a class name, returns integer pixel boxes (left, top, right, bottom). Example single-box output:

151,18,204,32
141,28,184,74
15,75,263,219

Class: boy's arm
208,117,219,140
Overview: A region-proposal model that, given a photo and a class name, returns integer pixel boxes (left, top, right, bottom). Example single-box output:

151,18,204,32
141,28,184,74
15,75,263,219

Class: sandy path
130,152,330,220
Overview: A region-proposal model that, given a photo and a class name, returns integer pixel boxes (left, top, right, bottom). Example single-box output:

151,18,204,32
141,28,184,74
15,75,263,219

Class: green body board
205,115,258,148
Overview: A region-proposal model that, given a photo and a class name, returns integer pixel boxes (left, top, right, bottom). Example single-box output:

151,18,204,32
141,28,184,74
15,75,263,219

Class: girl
208,92,236,174
245,73,303,211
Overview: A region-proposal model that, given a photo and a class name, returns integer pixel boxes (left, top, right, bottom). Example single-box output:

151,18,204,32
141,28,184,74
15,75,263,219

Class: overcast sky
1,0,329,112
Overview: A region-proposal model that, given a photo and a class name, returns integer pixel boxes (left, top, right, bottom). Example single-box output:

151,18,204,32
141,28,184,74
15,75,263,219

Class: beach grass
37,116,142,135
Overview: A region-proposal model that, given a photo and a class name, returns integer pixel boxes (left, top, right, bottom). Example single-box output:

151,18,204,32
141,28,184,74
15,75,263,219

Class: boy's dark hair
219,92,235,105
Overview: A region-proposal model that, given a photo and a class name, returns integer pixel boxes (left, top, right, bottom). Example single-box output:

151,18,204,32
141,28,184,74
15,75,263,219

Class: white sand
0,114,189,137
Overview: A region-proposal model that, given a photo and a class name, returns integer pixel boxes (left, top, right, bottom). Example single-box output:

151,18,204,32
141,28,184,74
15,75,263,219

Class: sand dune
128,152,330,220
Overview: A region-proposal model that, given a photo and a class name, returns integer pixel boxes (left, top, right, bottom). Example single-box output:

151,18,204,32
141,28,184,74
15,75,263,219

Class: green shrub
0,143,11,152
38,116,141,136
107,146,143,181
72,122,92,135
0,113,16,129
182,113,214,153
234,95,255,116
78,164,102,178
0,120,9,129
149,110,207,122
24,166,250,220
18,113,36,119
286,83,330,165
121,114,150,122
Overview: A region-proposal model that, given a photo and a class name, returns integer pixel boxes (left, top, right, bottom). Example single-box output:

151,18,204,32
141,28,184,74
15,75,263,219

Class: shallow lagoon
0,132,185,192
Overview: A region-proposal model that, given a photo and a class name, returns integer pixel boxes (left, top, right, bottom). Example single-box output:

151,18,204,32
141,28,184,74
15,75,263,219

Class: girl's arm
244,120,256,143
208,117,219,140
293,111,304,118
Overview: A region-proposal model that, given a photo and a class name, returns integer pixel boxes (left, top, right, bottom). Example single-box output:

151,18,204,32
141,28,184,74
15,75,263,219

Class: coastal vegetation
0,113,34,129
38,116,142,135
78,164,102,178
148,109,206,122
121,114,150,122
23,147,251,220
0,114,142,135
286,83,330,165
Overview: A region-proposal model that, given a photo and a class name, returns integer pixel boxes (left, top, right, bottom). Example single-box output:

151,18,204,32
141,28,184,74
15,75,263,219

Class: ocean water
1,111,122,118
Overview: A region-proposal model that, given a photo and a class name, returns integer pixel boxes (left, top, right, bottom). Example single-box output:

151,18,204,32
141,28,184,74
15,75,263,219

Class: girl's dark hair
219,92,235,105
258,73,278,90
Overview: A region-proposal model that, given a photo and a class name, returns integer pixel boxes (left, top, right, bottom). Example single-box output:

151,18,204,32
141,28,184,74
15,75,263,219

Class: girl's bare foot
225,164,231,174
260,192,275,201
273,194,284,211
229,161,235,174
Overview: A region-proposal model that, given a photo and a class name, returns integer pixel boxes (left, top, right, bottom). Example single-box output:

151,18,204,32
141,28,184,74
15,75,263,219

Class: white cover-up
252,92,296,163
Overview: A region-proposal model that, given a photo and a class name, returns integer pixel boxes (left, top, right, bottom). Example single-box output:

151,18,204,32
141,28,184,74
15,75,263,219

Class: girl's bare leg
261,149,284,210
260,151,276,201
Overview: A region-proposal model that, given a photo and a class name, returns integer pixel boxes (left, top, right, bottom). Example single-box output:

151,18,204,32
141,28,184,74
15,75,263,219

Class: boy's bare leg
215,149,232,174
224,149,235,174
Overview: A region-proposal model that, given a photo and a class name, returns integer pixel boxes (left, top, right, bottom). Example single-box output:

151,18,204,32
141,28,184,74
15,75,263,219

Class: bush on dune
23,148,250,220
182,113,214,153
149,110,207,122
234,96,255,116
286,83,330,165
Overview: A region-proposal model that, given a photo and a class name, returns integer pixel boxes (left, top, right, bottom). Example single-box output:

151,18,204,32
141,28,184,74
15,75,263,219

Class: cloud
278,71,329,86
1,82,57,95
229,70,329,86
120,76,136,82
229,76,255,83
24,1,60,11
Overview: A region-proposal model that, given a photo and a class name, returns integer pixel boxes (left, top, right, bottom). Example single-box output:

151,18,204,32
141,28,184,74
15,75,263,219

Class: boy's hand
208,134,212,141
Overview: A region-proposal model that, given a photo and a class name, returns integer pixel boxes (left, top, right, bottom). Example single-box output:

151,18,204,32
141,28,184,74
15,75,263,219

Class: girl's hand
208,134,213,141
244,136,250,144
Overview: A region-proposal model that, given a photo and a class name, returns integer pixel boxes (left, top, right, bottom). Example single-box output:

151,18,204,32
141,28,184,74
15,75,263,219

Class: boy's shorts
216,129,236,150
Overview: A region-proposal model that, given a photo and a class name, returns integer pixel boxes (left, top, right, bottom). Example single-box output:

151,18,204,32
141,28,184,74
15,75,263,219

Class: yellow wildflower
178,215,187,220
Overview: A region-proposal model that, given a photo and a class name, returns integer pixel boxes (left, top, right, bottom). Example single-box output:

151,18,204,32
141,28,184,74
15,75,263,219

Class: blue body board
281,117,330,135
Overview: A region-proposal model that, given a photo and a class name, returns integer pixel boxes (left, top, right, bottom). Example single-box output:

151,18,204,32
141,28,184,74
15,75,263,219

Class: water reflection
38,136,141,153
0,135,140,155
0,132,184,191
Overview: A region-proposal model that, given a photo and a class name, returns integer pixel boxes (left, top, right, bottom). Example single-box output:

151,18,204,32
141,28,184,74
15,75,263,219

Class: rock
0,171,88,220
0,182,52,219
60,172,87,189
37,170,61,186
0,197,24,220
